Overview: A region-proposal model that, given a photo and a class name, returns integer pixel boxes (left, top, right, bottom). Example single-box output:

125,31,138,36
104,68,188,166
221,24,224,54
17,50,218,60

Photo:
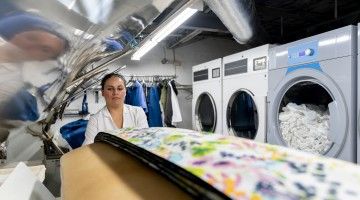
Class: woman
83,73,149,145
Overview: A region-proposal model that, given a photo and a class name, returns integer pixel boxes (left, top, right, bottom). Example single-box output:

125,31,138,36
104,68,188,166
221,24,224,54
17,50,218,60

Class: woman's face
102,76,126,108
9,30,66,61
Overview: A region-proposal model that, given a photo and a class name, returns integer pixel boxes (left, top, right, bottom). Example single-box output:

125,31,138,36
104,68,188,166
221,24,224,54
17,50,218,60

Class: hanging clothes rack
123,74,176,81
123,75,176,78
122,75,177,86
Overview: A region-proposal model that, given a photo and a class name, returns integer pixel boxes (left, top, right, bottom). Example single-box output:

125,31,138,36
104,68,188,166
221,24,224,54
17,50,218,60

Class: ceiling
139,0,360,49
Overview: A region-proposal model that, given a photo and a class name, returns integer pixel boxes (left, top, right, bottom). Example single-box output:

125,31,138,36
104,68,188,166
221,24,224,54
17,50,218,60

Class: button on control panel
288,41,318,65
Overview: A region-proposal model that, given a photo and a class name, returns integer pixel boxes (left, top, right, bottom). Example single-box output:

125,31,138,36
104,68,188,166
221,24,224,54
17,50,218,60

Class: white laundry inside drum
277,81,334,155
279,103,332,154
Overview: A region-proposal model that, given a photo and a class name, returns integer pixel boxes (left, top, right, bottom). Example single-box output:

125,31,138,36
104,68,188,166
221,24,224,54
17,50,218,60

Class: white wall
108,37,244,129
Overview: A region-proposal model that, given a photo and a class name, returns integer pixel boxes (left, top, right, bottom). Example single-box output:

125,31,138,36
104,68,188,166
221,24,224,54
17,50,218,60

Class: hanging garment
159,101,165,126
169,82,182,125
160,83,167,110
147,85,163,127
125,85,132,105
158,83,166,126
78,92,89,115
164,83,173,127
157,82,163,97
170,80,179,95
142,81,147,98
170,80,178,95
125,80,148,113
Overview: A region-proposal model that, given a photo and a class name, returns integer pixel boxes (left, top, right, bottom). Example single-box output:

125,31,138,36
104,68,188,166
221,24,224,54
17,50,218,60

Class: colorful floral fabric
105,127,360,200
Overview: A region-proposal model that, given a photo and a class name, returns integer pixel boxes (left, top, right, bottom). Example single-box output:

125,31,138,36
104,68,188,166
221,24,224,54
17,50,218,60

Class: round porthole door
195,92,217,132
268,68,347,157
226,90,259,139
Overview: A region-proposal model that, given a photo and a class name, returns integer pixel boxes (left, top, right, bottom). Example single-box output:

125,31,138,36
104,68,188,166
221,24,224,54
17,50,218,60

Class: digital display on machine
212,68,220,78
253,56,267,71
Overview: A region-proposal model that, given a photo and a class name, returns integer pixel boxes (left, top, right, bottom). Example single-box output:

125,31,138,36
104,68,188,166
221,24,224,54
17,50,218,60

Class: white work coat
82,104,148,145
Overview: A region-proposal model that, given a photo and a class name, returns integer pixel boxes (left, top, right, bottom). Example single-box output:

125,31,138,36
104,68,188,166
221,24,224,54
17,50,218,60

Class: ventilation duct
203,0,255,44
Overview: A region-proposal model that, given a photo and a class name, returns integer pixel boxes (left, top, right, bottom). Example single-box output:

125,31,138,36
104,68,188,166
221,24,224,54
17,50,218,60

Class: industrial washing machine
268,25,357,162
222,44,271,142
192,58,222,134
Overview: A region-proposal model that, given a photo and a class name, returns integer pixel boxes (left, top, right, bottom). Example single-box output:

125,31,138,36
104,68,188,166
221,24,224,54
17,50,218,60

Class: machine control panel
287,41,318,65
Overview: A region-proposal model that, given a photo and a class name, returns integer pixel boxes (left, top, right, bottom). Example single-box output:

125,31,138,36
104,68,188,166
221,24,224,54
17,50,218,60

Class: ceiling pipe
203,0,255,44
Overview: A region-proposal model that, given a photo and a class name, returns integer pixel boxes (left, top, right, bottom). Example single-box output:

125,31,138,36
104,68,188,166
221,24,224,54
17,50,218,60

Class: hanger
126,74,135,87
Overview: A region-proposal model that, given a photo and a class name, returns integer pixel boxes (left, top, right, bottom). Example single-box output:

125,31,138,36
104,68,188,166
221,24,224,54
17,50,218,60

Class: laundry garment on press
125,80,148,113
279,103,332,154
97,127,360,200
147,85,163,127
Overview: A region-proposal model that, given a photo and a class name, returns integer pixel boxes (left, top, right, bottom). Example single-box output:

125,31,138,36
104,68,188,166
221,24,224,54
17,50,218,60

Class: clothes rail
123,74,177,83
176,85,192,90
123,74,177,79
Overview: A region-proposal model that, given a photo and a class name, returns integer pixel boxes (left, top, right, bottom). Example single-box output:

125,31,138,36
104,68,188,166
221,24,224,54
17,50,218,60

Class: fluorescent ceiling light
131,40,157,61
153,8,197,42
131,7,197,60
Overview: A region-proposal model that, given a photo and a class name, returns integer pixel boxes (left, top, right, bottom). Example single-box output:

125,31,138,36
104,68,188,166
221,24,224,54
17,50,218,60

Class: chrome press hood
0,0,176,138
11,0,175,40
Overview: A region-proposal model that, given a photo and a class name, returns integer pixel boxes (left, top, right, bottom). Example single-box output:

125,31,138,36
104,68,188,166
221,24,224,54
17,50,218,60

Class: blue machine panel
286,62,322,75
287,41,318,66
